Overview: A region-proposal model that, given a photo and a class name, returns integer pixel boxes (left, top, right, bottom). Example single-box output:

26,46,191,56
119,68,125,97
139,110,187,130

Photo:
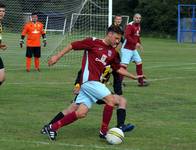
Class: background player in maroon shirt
42,26,143,141
121,13,149,86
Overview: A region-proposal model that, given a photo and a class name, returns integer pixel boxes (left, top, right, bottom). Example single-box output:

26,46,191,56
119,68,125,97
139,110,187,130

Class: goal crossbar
69,13,129,33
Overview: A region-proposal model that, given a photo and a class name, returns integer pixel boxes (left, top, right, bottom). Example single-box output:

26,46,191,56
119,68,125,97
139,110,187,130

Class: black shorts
26,47,41,58
0,56,4,69
112,71,123,95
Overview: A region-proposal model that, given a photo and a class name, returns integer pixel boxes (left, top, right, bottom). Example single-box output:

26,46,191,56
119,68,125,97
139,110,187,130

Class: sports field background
0,34,196,150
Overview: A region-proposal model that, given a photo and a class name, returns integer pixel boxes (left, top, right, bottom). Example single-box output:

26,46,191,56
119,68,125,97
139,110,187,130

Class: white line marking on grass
145,63,196,69
0,139,137,150
6,64,77,71
6,82,67,85
6,62,196,71
5,76,195,85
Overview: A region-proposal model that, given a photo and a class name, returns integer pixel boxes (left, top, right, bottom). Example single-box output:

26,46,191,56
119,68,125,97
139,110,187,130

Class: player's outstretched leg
41,103,79,134
40,112,65,135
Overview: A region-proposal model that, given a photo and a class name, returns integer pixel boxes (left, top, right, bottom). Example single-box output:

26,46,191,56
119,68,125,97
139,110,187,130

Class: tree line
113,0,196,37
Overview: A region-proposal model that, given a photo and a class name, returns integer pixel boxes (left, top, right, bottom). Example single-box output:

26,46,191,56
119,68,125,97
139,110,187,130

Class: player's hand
0,44,7,50
19,39,24,48
137,74,146,79
48,55,59,66
43,38,47,47
136,43,143,51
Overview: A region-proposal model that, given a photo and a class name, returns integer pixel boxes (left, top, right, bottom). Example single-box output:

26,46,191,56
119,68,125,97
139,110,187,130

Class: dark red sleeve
125,25,137,45
111,53,121,71
71,38,93,51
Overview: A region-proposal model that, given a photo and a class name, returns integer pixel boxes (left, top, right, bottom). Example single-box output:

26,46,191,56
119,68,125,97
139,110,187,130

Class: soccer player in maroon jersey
121,13,149,86
42,25,143,141
66,15,134,133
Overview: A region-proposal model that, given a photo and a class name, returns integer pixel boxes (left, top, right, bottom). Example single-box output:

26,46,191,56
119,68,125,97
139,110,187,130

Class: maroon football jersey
71,37,121,83
123,21,141,50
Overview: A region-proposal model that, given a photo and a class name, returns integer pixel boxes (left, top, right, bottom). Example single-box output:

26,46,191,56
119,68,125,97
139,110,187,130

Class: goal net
1,0,115,66
55,0,111,65
177,1,196,43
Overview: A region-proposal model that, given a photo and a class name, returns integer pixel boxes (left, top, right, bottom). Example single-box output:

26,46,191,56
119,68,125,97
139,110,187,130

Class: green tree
113,0,179,37
135,0,178,36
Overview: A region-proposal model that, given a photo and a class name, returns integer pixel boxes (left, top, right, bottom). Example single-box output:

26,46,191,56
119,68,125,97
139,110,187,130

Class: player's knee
118,96,127,108
75,110,88,119
105,95,117,106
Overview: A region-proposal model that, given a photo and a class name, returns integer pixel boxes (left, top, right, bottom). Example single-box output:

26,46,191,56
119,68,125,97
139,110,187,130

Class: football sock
34,57,40,69
101,104,114,134
116,108,126,127
26,57,31,71
136,64,143,83
0,81,2,85
48,112,64,125
51,111,77,131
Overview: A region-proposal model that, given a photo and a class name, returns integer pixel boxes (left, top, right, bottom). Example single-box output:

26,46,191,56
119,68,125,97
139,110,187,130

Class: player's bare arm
48,44,72,66
117,67,143,80
136,42,143,51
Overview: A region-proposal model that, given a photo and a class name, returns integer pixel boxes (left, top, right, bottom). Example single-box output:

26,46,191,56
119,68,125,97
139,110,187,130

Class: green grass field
0,34,196,150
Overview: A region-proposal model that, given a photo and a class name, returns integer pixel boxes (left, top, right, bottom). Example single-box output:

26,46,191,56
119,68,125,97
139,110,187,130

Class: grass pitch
0,34,196,150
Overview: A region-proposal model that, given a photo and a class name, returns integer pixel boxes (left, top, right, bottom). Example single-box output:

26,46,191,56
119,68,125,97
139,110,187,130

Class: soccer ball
106,127,124,145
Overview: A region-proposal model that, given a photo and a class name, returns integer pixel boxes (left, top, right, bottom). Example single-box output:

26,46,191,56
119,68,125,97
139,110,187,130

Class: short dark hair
107,25,124,35
0,3,6,8
114,15,122,18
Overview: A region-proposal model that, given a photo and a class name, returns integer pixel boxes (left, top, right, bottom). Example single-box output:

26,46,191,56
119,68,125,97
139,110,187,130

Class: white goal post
45,16,67,35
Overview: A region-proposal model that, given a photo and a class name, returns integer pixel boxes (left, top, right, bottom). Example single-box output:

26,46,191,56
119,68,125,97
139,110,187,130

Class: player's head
0,3,6,21
31,12,38,23
133,13,141,24
106,25,124,48
114,15,122,26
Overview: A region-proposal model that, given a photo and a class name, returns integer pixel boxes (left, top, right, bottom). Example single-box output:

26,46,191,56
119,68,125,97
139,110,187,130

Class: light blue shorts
120,48,142,65
75,81,111,108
